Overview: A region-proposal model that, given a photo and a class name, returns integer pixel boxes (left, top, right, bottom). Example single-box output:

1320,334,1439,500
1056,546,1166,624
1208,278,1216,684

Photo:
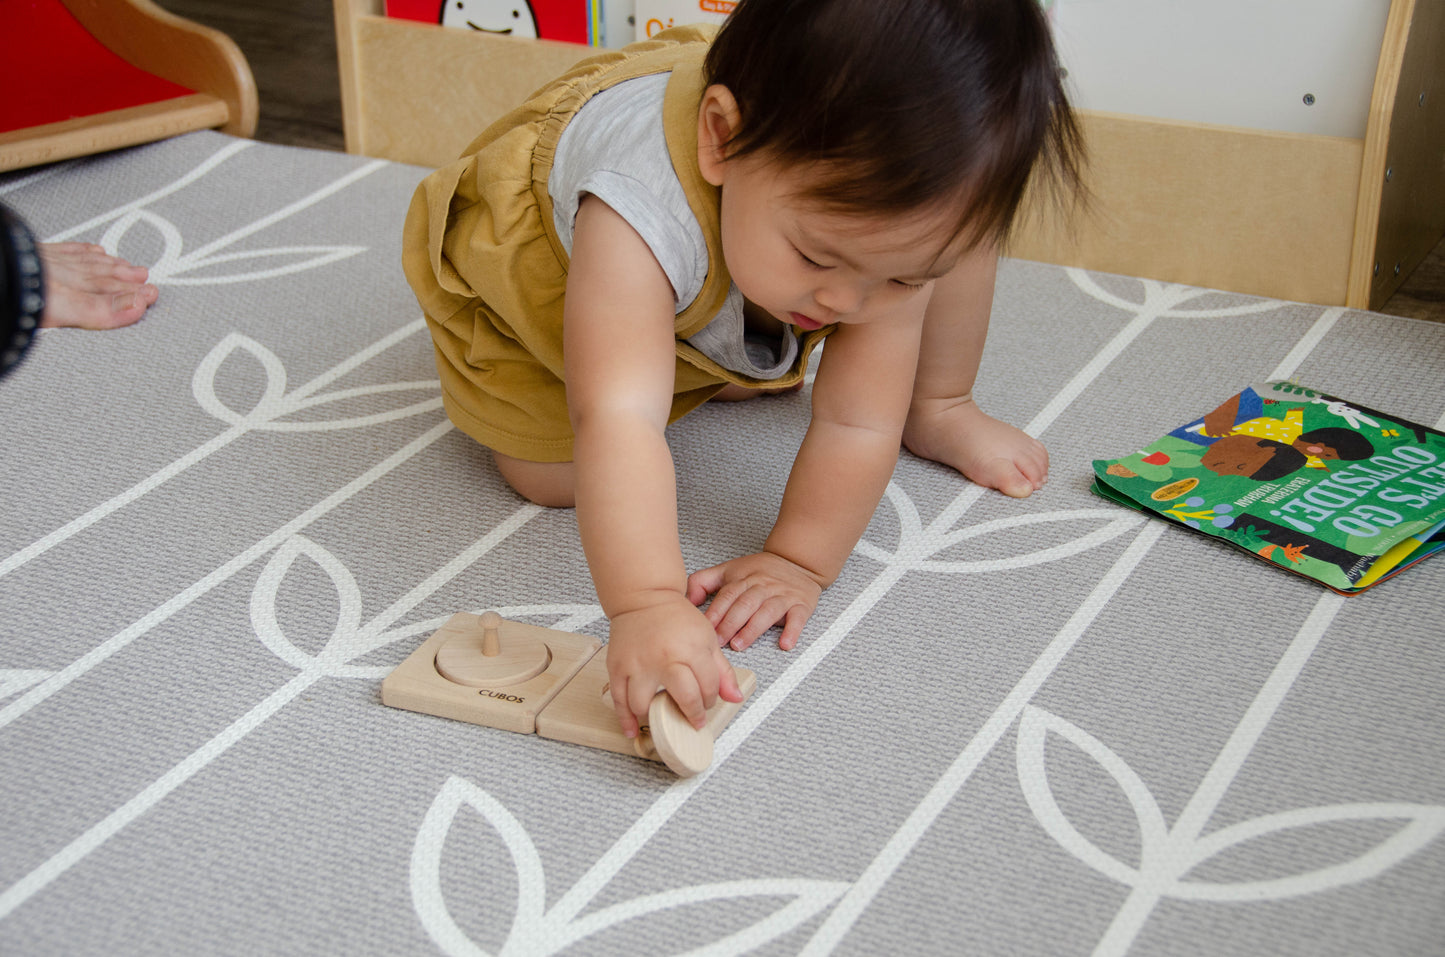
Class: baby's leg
40,243,158,330
902,244,1047,498
493,452,577,508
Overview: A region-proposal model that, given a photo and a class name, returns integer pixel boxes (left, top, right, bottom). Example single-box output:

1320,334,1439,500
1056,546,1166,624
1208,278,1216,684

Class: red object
1142,451,1171,465
0,0,196,134
386,0,588,44
385,0,443,20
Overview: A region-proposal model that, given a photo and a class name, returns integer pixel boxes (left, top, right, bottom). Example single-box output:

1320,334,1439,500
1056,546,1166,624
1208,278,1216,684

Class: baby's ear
696,84,741,186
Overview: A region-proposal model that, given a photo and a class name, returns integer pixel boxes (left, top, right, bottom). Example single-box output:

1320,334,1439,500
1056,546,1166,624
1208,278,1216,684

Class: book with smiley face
387,0,592,44
1092,381,1445,594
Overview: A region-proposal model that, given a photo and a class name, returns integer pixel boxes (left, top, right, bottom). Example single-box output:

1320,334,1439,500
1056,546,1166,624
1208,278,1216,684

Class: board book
1092,380,1445,594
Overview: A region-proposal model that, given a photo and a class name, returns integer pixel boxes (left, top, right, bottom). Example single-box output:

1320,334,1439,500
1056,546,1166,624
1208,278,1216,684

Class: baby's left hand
686,552,824,651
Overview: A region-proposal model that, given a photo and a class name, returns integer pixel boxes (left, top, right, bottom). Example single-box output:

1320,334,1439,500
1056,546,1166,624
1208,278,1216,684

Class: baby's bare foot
904,395,1047,498
40,243,158,330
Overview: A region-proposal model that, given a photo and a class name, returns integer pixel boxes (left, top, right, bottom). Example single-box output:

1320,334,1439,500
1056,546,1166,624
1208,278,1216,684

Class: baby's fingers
727,596,809,651
711,584,769,643
685,565,725,606
610,676,641,739
658,666,710,730
778,604,809,651
715,650,745,703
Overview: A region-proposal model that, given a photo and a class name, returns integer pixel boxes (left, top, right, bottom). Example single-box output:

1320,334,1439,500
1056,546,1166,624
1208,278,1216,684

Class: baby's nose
814,280,864,315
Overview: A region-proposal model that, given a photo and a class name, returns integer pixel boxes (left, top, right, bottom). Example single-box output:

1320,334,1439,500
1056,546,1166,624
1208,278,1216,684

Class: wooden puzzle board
381,612,755,775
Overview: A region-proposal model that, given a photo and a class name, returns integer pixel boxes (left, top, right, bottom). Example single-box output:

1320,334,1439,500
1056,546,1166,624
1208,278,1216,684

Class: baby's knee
492,452,576,508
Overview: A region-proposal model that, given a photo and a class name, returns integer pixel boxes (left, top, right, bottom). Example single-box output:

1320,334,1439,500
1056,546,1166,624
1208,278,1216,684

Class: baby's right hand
605,595,743,739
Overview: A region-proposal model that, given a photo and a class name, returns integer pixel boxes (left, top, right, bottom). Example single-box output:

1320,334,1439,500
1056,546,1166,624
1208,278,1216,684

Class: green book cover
1092,381,1445,594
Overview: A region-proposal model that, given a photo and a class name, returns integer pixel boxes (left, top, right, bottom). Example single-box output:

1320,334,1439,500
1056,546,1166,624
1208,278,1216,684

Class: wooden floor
158,0,1445,324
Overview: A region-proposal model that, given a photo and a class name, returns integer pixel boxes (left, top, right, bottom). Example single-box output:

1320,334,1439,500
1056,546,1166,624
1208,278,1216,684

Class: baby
403,0,1082,738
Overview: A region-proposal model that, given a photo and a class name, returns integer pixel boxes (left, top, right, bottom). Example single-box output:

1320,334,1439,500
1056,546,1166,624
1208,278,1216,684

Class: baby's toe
970,458,1036,498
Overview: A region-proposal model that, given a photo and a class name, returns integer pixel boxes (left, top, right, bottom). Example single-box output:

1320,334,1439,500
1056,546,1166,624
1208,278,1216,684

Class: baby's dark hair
703,0,1084,249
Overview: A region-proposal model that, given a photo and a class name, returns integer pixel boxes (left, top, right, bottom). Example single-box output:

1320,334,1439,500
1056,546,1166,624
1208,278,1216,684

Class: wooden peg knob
480,610,502,657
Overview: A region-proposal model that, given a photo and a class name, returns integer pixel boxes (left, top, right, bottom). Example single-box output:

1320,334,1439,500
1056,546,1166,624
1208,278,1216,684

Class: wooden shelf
333,0,1445,311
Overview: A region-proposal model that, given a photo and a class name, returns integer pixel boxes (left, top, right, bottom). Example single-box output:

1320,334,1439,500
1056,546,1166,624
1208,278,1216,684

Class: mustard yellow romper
402,26,830,463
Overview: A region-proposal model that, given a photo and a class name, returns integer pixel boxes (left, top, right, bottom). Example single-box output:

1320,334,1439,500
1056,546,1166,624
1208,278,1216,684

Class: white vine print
4,138,1438,956
0,510,566,919
407,491,1147,955
1017,596,1445,955
405,284,1438,956
0,141,466,917
3,141,406,583
398,276,1382,956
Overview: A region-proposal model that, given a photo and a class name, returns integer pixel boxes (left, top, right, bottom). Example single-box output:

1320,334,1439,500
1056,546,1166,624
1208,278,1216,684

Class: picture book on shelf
386,0,598,46
1092,380,1445,594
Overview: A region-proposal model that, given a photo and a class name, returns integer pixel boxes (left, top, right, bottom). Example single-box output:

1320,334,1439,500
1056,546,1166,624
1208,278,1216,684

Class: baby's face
711,154,963,333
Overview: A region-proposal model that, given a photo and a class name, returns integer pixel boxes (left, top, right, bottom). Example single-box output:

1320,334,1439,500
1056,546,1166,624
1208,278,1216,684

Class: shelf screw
1302,93,1316,106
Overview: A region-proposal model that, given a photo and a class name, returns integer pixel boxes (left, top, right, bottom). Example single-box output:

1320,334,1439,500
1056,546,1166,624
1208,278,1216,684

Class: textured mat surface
1,132,1442,956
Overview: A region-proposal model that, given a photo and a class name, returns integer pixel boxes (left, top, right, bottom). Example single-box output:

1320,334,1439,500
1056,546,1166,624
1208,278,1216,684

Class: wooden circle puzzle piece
647,691,713,777
435,610,551,688
600,681,713,776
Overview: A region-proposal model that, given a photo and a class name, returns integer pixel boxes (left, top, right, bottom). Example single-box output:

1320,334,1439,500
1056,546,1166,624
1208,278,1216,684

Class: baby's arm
691,312,924,649
901,244,1048,497
565,196,742,737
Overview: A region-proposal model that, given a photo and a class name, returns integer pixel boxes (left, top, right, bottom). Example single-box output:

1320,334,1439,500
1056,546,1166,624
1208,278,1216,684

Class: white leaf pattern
100,209,184,277
410,776,551,957
410,776,850,957
857,482,1145,574
191,332,441,431
249,535,368,678
1018,704,1445,952
1175,802,1445,901
1016,705,1166,887
160,244,366,285
192,333,290,426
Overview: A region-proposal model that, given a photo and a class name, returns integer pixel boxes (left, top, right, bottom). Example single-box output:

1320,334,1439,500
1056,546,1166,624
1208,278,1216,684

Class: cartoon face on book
441,0,539,36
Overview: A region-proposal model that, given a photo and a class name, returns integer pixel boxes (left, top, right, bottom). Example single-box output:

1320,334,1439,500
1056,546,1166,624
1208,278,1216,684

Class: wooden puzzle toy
382,611,755,777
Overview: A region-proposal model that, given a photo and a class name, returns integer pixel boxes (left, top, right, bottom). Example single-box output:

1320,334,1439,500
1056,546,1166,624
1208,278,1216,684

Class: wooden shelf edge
0,94,229,172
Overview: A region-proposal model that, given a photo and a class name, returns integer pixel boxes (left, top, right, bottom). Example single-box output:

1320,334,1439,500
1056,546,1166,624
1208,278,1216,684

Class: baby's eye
795,247,825,269
891,278,928,291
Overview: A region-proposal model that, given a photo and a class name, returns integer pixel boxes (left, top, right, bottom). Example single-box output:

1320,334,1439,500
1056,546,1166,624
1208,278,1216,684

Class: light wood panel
1010,112,1365,306
336,0,588,167
1348,0,1445,311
